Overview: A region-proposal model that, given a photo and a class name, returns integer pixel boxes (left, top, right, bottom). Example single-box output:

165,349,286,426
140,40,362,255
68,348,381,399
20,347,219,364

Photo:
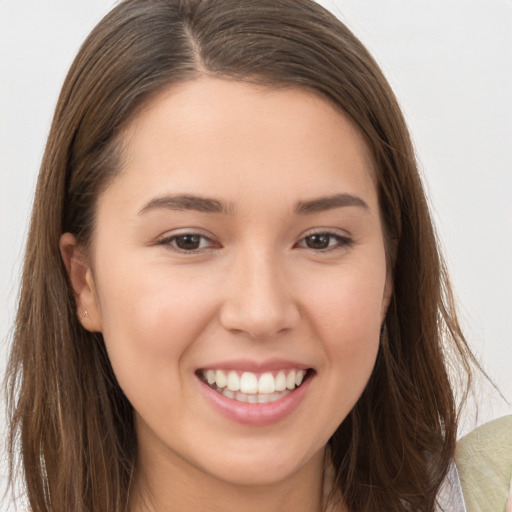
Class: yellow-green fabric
455,415,512,512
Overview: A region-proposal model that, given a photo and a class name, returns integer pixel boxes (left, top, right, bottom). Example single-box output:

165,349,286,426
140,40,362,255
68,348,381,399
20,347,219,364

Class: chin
196,438,324,487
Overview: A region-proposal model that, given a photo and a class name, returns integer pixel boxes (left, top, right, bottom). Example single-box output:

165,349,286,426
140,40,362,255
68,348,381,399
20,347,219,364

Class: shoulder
455,415,512,512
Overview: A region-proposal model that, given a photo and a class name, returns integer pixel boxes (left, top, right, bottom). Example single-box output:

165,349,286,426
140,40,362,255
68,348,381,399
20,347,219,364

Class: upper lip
198,358,311,373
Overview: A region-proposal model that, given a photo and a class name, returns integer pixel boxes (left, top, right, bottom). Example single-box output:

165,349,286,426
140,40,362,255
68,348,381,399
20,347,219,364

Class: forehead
107,77,377,213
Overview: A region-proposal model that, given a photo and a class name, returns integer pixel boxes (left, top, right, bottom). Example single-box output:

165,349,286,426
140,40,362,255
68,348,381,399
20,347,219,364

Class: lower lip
198,373,312,426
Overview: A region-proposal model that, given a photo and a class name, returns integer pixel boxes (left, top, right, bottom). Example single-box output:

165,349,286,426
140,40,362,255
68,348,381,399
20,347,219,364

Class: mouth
197,368,312,404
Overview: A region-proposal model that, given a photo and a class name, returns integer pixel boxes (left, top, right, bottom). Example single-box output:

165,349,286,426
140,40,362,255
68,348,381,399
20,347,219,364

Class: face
64,78,391,491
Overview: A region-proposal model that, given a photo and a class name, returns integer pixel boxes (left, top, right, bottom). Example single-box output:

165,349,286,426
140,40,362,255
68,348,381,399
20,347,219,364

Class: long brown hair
6,1,477,510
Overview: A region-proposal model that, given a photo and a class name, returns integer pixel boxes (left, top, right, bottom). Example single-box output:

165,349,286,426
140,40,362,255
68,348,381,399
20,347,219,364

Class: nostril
219,299,300,339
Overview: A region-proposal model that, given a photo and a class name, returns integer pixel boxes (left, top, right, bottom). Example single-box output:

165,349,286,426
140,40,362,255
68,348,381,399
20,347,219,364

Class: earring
82,309,88,318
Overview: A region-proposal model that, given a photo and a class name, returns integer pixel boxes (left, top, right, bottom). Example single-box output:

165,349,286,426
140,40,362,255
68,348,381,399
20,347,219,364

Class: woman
5,0,487,510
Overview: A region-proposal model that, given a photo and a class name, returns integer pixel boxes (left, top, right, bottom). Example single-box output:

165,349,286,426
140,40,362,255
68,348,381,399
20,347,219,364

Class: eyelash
157,230,353,253
295,231,354,252
158,232,217,252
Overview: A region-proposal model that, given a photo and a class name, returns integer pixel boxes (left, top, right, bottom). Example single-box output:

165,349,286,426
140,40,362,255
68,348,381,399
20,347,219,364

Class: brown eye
304,234,332,250
298,232,353,252
174,234,203,251
159,232,218,253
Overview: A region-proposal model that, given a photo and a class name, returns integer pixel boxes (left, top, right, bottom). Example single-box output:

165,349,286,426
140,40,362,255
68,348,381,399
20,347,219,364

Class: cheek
93,262,218,395
303,259,386,339
301,262,385,394
322,287,381,380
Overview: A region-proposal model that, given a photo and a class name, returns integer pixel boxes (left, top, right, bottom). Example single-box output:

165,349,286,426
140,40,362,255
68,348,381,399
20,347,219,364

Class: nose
219,250,300,339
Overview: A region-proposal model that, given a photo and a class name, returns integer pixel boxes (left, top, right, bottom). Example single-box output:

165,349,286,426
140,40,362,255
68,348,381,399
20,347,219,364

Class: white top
437,462,467,512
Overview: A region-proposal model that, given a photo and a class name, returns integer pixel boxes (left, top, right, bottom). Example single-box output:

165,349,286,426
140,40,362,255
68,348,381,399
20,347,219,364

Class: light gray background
1,1,511,509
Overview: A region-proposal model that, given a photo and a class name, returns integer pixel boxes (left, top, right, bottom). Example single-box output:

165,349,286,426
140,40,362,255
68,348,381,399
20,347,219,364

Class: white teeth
258,372,275,394
206,370,216,385
257,391,288,403
222,388,235,399
286,370,296,390
275,371,287,391
202,368,309,397
216,370,227,388
247,394,258,403
240,372,258,394
227,371,240,391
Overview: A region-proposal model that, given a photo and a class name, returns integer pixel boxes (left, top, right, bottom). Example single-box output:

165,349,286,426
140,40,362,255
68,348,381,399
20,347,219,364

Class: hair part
7,1,478,511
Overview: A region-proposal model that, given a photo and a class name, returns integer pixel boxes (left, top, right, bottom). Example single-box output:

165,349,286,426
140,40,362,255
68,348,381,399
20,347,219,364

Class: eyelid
156,228,220,252
298,227,352,240
295,227,354,251
155,227,353,253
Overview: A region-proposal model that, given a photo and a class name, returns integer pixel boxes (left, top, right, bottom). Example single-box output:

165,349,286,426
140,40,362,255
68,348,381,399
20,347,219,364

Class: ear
60,232,102,332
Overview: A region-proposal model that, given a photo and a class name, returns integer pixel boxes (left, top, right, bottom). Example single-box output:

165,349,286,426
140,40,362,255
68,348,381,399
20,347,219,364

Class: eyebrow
139,194,235,215
139,192,369,216
294,193,369,214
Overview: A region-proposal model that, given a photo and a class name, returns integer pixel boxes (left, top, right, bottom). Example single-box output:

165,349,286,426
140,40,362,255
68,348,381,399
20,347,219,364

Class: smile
199,369,308,404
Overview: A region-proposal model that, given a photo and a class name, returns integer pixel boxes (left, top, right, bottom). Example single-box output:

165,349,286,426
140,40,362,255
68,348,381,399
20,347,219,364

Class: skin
61,77,391,512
